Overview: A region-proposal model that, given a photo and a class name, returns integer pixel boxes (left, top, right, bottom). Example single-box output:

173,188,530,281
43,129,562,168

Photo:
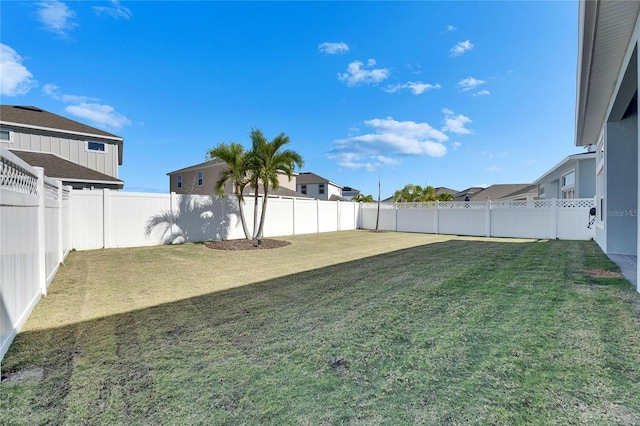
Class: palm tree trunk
236,194,251,239
255,183,269,239
252,187,260,240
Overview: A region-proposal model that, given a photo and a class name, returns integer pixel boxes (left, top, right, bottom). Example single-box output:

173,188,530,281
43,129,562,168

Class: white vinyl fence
1,148,72,360
71,190,360,250
360,199,596,240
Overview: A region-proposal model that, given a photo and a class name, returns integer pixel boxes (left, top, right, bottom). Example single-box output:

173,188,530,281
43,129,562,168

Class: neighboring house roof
329,194,350,201
10,150,124,188
500,184,539,200
469,184,533,201
533,151,596,184
342,186,360,193
0,105,124,164
166,158,226,175
575,1,640,147
296,172,343,188
435,187,458,196
454,187,485,199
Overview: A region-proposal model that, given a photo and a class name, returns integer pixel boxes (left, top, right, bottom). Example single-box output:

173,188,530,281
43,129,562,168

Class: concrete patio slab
608,254,637,288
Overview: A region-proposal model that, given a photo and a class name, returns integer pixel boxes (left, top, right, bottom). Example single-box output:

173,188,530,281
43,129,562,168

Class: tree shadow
144,194,240,244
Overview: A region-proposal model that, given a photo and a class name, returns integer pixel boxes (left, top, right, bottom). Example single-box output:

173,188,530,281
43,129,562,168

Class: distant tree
251,129,304,239
353,194,375,202
206,142,252,239
436,193,454,201
393,184,437,202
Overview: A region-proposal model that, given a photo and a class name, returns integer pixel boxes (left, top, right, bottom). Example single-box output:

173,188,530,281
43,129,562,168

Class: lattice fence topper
438,201,486,209
44,180,59,201
557,198,595,208
0,154,38,196
396,202,437,210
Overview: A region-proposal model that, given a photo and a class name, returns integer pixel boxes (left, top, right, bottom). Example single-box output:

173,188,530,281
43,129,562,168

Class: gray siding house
0,105,124,189
533,152,596,200
575,0,640,291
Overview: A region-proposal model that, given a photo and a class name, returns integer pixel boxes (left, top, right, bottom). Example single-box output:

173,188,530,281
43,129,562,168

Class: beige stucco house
0,105,124,190
167,159,306,198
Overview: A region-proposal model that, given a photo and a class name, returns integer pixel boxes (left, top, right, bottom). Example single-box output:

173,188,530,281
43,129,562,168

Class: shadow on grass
2,239,639,425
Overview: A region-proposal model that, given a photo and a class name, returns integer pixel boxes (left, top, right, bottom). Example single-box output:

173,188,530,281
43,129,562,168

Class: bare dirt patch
1,366,44,384
585,268,624,279
205,239,291,251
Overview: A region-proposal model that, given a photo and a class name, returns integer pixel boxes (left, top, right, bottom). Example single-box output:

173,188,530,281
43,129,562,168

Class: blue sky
1,1,580,198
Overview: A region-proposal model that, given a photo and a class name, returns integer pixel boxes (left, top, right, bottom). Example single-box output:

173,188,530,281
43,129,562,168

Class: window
301,185,307,194
0,129,12,142
197,171,203,186
319,184,325,195
87,141,106,152
561,170,575,199
539,184,546,199
177,175,182,189
562,171,575,187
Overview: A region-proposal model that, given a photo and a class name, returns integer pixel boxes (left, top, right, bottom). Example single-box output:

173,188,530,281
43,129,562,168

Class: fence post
57,180,63,264
552,198,558,239
316,199,320,233
34,167,47,297
336,201,340,231
486,200,492,237
395,203,398,231
65,186,73,252
103,188,111,248
358,201,362,229
170,192,177,244
435,201,439,234
292,197,297,236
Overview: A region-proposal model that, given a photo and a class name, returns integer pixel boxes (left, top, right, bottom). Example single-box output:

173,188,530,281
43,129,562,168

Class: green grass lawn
2,231,640,425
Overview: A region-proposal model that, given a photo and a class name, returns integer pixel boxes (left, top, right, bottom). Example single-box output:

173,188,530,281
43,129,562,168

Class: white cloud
446,25,457,31
485,166,502,173
442,109,473,135
384,81,441,95
65,103,131,129
43,84,97,103
318,42,349,55
452,141,462,149
327,152,401,171
330,116,449,171
473,89,490,96
94,0,132,20
450,40,474,57
338,59,390,86
457,76,486,92
37,1,78,36
0,44,37,96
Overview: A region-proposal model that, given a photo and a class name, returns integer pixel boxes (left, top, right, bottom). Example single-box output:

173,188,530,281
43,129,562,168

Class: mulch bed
205,239,291,251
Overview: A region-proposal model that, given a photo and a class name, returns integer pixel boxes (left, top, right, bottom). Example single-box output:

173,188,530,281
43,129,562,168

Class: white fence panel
490,207,555,239
263,198,294,237
62,188,72,256
438,202,488,236
397,202,438,233
1,147,72,361
318,201,338,232
338,201,357,231
71,191,104,250
294,199,319,235
556,199,595,240
109,191,171,247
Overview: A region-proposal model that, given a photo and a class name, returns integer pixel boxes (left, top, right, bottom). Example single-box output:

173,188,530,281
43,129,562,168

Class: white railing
1,147,72,361
360,199,596,240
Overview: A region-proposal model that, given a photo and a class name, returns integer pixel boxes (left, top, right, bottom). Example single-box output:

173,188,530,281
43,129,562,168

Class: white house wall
3,129,120,178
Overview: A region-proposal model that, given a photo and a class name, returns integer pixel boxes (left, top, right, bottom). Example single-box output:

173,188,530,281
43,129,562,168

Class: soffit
576,0,640,146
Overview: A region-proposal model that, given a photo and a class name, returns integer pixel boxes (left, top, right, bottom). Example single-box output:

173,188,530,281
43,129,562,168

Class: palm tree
206,142,252,239
250,129,304,239
353,194,375,202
